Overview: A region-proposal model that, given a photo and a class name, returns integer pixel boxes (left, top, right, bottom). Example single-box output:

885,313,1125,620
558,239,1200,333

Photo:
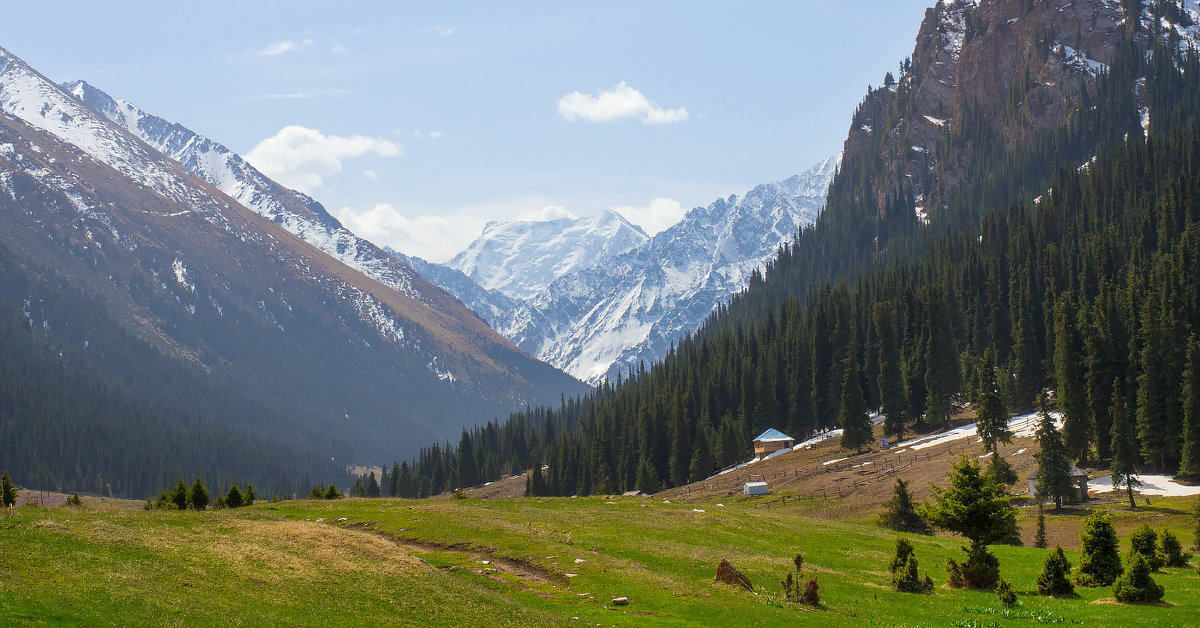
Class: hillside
0,44,585,496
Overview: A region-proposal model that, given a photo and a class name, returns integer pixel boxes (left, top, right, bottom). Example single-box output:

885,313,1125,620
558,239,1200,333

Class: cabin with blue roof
752,428,794,458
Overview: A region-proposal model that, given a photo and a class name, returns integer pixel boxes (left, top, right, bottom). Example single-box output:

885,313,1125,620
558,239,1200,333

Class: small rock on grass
612,596,629,606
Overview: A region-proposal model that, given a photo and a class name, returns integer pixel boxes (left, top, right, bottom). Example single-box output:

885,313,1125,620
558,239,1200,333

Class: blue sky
2,1,930,261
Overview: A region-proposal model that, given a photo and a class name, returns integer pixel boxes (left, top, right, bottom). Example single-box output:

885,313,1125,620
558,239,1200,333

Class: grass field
2,494,1198,626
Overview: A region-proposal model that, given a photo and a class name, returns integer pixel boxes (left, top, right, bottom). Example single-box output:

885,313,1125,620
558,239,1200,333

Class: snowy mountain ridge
407,154,839,384
63,79,436,308
447,207,649,301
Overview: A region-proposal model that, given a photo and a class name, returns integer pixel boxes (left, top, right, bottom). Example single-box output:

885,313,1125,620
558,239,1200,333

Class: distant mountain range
401,156,839,384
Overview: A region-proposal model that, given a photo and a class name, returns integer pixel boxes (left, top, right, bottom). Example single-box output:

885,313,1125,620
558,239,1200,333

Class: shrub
309,485,325,499
1075,510,1123,586
66,493,82,506
995,578,1017,607
1159,530,1191,568
890,538,915,574
452,489,468,500
961,543,1001,590
1129,523,1165,571
895,555,933,593
946,557,966,588
781,552,807,602
1112,552,1165,603
800,577,819,605
324,483,341,499
1037,546,1075,597
225,484,244,509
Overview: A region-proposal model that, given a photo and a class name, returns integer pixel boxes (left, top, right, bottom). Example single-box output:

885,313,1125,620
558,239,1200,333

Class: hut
743,481,769,496
1027,465,1089,502
752,428,795,458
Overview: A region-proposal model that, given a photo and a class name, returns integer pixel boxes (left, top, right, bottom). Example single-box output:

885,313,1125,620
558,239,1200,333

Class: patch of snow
1089,474,1200,497
823,457,848,466
793,428,843,450
923,115,947,127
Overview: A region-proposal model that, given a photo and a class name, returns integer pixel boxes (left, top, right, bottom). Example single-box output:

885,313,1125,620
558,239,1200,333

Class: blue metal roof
753,428,793,442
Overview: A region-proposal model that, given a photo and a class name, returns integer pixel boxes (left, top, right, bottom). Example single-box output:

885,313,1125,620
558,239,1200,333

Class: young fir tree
1110,381,1141,509
324,483,341,499
366,472,381,498
1,472,18,512
1037,545,1076,597
225,484,244,509
976,349,1012,453
1112,552,1164,603
1075,510,1123,586
875,302,909,442
635,455,659,495
244,483,255,506
1159,529,1190,568
456,430,479,489
995,578,1017,606
1034,393,1074,510
187,477,209,510
171,478,188,511
1129,524,1165,571
839,357,872,452
1053,295,1090,464
879,478,932,534
920,457,1017,589
1034,507,1048,549
1180,336,1200,480
890,537,916,574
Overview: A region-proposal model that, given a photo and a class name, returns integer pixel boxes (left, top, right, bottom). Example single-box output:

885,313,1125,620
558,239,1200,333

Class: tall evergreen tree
171,478,188,511
976,348,1012,453
924,288,961,428
456,430,479,489
1,472,18,511
688,427,714,483
875,302,909,442
1053,295,1090,464
1137,303,1171,471
1075,510,1122,587
1110,380,1141,509
1180,336,1200,480
839,357,872,452
1012,274,1045,410
1035,393,1074,510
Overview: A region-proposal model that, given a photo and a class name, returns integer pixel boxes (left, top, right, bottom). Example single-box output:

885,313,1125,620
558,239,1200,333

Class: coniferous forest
391,34,1200,498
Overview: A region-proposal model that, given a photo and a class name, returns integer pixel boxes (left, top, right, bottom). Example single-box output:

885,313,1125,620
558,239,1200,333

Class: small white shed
743,481,768,496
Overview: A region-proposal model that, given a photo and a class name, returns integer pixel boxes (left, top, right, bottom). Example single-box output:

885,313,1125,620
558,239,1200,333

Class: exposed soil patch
339,519,567,587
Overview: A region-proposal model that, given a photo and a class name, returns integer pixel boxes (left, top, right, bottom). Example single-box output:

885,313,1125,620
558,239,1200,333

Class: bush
1074,510,1122,586
995,578,1017,607
1159,529,1191,568
800,577,819,605
225,484,244,509
960,543,1001,590
890,538,915,574
66,493,82,506
1037,545,1075,597
309,485,325,499
1129,523,1165,571
880,479,932,534
324,483,341,499
1112,552,1165,603
895,555,933,593
946,557,966,588
452,488,468,500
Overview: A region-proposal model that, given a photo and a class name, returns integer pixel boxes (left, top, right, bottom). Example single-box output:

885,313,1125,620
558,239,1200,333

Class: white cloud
420,26,456,37
427,130,445,139
259,38,313,56
245,125,402,193
611,198,685,235
338,204,484,263
363,169,379,180
242,88,349,101
517,205,578,222
330,44,349,54
557,82,689,124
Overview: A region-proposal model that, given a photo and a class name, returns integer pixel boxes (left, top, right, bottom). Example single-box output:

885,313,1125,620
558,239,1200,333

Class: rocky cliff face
843,0,1199,223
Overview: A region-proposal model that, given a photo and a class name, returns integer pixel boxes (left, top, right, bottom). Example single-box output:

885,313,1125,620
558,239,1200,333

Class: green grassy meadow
2,495,1199,626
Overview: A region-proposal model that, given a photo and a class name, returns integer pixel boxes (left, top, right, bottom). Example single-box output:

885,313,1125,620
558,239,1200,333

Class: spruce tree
225,484,244,508
1053,295,1090,464
1159,529,1190,568
1129,524,1164,571
1012,276,1045,410
635,455,659,495
924,288,961,428
1110,381,1141,509
187,477,209,510
976,348,1012,453
839,357,872,452
366,472,381,498
1075,510,1122,586
1034,393,1073,510
243,483,255,506
875,302,909,442
688,428,714,483
171,478,188,511
324,483,341,499
1136,304,1170,471
1037,545,1075,597
879,478,931,534
1180,336,1200,480
1112,552,1164,603
1035,507,1047,548
920,457,1017,589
